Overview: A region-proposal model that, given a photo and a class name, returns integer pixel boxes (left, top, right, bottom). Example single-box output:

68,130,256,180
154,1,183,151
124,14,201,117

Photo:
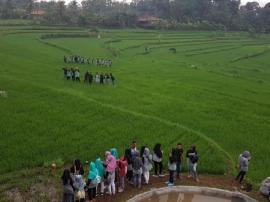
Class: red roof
31,10,45,16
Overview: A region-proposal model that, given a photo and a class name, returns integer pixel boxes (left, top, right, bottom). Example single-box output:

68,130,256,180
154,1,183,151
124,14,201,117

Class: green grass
0,28,269,184
0,19,33,26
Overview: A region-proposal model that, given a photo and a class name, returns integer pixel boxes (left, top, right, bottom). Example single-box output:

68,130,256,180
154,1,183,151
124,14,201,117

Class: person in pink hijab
105,151,117,195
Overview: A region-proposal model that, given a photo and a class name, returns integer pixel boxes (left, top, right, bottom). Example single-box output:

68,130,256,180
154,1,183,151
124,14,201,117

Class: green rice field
0,26,269,183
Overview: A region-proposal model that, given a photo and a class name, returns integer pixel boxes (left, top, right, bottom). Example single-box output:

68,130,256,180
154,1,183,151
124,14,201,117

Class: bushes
150,19,227,31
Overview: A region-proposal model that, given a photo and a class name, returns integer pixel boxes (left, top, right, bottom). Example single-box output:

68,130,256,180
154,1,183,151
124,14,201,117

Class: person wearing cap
235,151,251,183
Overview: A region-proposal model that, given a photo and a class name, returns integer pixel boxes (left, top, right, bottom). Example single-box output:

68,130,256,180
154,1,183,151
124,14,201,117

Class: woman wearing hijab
111,148,118,160
142,146,153,184
87,162,99,201
105,151,117,195
95,158,105,196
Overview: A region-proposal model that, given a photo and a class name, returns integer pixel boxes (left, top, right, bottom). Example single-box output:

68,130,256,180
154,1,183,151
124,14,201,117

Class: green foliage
0,19,33,26
0,0,270,32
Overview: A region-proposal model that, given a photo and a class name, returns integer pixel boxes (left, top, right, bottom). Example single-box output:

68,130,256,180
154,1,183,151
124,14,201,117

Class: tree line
0,0,270,33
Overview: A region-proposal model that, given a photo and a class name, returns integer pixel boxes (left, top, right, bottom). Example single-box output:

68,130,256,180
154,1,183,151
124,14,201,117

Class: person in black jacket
186,145,199,182
175,143,184,179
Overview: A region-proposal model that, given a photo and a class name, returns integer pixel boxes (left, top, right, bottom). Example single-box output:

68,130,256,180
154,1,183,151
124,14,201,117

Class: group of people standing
84,72,115,85
64,55,113,68
61,141,200,202
63,67,81,81
62,67,116,86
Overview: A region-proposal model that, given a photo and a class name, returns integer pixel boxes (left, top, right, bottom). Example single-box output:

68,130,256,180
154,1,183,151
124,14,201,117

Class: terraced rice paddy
0,27,269,184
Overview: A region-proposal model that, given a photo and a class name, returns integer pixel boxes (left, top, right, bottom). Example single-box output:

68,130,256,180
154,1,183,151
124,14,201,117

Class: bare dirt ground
1,168,268,202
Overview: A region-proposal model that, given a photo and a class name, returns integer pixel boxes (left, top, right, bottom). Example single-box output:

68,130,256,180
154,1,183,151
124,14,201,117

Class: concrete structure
127,186,257,202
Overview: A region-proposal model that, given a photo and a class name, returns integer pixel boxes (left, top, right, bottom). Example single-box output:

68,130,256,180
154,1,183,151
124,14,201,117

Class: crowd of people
64,55,113,67
62,67,115,85
60,140,268,202
61,141,200,202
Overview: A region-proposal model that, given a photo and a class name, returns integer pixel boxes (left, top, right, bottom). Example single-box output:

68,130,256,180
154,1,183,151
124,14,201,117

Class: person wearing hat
235,151,251,183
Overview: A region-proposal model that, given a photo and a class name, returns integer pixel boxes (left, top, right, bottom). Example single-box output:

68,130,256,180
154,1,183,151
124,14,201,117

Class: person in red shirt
117,156,128,192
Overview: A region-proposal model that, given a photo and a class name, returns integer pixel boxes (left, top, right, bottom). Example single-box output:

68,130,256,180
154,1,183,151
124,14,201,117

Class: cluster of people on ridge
61,141,200,202
64,55,113,67
61,141,270,202
62,67,115,85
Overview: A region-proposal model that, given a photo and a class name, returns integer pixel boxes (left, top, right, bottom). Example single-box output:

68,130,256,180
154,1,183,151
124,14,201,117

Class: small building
137,15,161,27
30,10,45,17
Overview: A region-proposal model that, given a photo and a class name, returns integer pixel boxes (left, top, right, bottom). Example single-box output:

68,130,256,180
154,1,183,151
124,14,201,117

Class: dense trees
0,0,270,33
